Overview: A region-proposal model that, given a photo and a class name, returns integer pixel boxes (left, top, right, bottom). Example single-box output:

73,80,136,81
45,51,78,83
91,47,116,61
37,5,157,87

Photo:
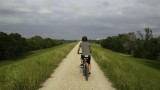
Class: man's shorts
81,55,91,64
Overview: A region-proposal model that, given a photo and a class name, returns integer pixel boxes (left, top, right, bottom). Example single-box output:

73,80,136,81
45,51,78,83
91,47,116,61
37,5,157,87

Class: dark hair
82,36,88,41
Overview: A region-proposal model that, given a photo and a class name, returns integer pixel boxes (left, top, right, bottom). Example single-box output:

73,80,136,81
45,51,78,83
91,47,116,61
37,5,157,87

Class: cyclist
77,36,91,74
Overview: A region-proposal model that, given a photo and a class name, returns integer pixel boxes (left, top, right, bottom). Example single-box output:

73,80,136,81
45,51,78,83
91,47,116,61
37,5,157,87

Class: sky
0,0,160,40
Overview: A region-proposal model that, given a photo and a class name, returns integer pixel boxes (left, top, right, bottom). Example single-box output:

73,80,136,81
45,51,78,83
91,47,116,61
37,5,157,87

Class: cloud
97,1,109,8
102,1,109,6
17,7,32,13
38,8,52,15
0,0,160,39
136,0,160,6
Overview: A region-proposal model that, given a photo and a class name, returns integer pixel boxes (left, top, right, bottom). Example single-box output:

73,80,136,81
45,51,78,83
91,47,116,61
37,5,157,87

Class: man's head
82,36,88,42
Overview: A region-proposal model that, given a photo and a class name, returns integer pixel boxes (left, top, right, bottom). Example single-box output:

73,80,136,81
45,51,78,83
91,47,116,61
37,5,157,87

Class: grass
0,47,61,68
92,44,160,90
0,42,77,90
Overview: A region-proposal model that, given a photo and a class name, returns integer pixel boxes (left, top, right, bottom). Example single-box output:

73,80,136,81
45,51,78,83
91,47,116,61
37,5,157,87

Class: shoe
80,64,83,68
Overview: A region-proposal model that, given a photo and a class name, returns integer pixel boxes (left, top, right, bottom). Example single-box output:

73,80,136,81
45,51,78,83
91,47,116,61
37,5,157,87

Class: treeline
100,28,160,60
0,32,64,60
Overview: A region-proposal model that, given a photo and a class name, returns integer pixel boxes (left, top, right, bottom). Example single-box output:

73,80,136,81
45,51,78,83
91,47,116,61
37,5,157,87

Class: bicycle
79,53,89,81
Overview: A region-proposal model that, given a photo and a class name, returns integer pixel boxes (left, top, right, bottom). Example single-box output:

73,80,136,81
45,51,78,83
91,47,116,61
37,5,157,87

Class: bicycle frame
78,53,89,81
83,55,89,81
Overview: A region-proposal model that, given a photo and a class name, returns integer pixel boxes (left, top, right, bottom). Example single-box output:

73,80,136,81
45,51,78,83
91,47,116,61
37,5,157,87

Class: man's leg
80,57,84,68
80,55,84,68
81,59,83,64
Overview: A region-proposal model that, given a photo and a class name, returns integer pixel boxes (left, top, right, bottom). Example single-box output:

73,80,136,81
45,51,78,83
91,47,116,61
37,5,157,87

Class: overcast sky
0,0,160,40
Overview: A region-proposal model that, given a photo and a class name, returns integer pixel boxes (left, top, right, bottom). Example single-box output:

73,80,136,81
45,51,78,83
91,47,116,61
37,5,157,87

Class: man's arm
77,47,80,54
77,43,81,54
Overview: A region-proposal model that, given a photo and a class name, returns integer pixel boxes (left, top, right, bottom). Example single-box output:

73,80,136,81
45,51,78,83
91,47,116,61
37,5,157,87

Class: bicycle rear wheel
83,65,85,76
85,64,88,81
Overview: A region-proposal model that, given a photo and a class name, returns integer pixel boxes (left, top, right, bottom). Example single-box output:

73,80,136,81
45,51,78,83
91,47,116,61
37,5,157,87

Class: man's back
80,42,91,55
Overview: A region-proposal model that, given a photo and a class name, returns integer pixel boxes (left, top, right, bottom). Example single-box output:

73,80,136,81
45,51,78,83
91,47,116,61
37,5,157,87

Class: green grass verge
92,44,160,90
0,42,77,90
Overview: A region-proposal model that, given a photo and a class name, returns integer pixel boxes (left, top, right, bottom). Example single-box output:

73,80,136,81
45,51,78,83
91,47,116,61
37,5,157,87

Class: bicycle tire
83,65,85,76
85,64,88,81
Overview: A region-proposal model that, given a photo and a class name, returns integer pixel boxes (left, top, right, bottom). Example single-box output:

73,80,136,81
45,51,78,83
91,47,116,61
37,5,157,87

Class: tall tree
145,28,153,40
137,31,144,40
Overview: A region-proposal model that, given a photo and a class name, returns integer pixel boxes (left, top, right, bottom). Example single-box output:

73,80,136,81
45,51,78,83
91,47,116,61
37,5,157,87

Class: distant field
92,44,160,90
0,42,77,90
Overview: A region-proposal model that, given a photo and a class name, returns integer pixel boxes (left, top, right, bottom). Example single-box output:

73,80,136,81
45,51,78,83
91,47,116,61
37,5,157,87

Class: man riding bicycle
77,36,91,74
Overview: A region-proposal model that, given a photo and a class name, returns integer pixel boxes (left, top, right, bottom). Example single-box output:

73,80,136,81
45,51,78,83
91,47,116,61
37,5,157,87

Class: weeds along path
39,42,115,90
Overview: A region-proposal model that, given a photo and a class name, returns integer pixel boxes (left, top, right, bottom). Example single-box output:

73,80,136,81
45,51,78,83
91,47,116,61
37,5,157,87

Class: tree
100,28,159,60
0,32,10,59
134,28,160,60
137,31,144,40
27,35,45,50
5,33,28,58
145,28,153,40
124,32,136,54
44,38,56,48
0,31,64,60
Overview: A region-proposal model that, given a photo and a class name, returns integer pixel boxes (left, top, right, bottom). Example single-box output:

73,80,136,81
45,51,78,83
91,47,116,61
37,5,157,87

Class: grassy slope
0,42,77,90
92,44,160,90
0,47,59,68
